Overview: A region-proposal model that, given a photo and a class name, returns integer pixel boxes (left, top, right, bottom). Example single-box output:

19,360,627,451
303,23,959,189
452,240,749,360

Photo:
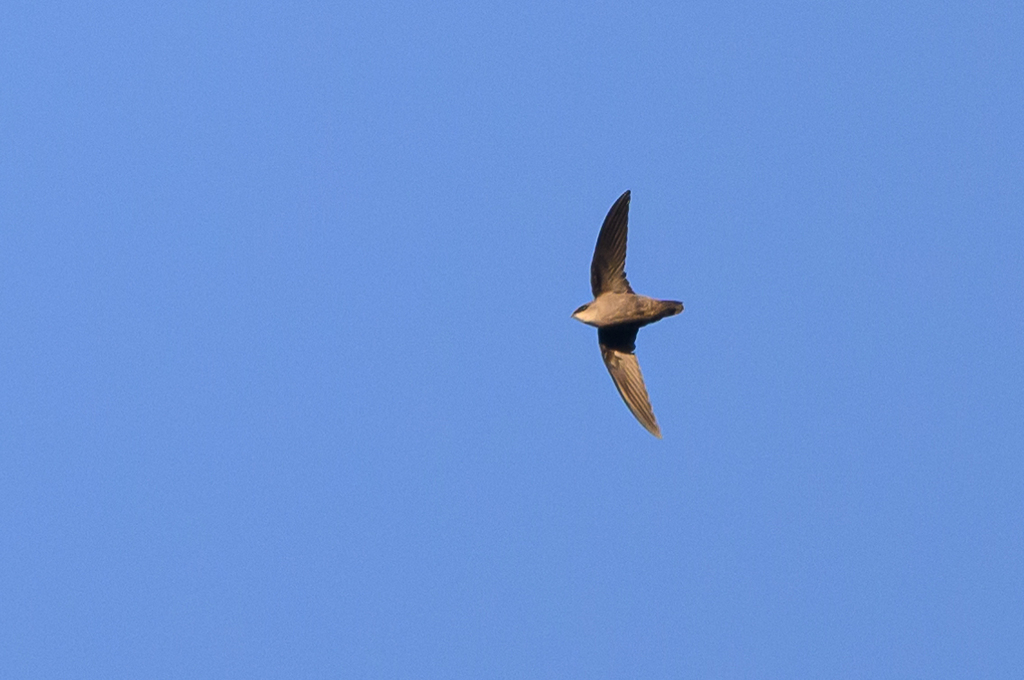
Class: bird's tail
656,300,684,320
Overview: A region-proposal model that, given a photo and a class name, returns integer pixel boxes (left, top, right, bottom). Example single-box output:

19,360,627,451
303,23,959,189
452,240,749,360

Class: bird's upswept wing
598,325,661,438
590,190,634,297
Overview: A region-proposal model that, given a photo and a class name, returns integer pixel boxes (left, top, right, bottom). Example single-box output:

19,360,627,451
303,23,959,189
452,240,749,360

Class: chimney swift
572,190,683,438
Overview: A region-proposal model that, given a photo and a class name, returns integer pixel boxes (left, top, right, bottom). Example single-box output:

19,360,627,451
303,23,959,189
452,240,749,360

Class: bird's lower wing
599,330,661,438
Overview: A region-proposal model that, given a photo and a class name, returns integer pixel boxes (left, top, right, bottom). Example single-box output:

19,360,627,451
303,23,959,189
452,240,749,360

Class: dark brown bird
571,190,683,437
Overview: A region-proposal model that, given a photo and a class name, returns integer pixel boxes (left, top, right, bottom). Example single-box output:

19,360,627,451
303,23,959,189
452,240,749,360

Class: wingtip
609,189,631,212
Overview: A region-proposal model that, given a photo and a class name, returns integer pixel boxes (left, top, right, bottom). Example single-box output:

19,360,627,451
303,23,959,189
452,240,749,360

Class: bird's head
571,302,597,325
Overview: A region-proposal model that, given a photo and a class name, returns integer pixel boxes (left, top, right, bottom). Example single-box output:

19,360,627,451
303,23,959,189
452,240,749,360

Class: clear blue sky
2,1,1022,677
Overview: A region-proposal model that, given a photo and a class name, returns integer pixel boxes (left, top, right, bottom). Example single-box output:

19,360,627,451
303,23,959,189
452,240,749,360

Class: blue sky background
2,1,1022,677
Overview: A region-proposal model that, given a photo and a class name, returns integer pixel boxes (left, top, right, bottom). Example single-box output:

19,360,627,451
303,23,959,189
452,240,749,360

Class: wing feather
598,326,661,438
590,190,634,296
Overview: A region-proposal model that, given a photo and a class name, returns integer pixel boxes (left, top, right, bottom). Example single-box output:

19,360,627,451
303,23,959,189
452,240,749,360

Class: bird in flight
572,190,683,438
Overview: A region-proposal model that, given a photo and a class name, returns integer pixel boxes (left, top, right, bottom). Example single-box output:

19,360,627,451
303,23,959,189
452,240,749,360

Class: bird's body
571,190,683,438
572,292,682,329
